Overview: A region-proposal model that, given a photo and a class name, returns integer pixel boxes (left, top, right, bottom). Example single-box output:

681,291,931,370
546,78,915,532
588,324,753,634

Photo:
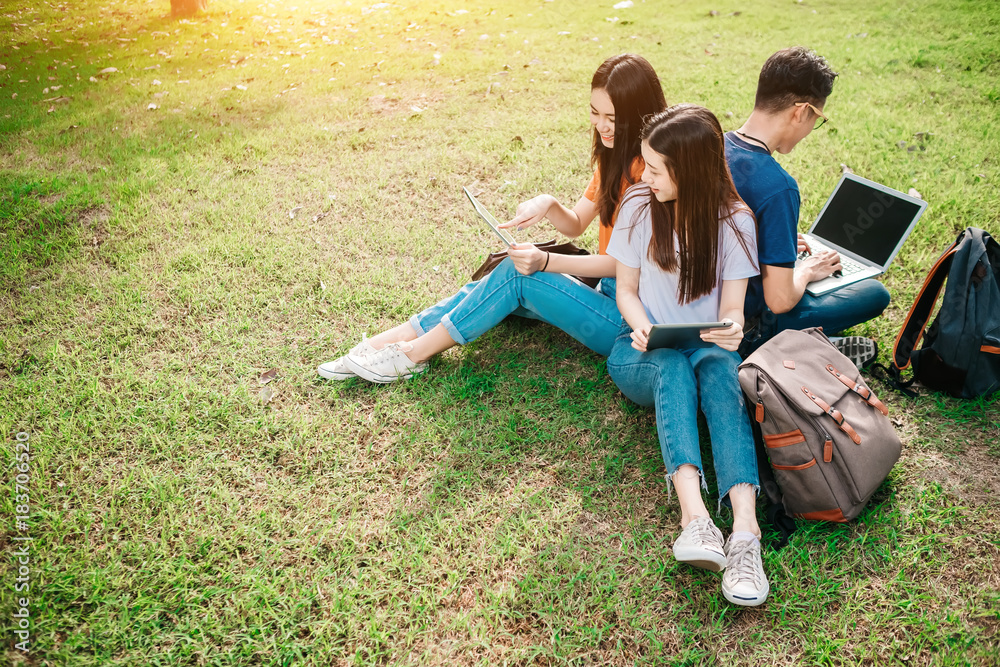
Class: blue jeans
743,278,891,355
607,323,759,503
410,257,622,356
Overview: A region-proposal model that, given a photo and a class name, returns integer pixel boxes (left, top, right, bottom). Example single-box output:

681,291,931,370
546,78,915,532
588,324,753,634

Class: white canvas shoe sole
672,543,727,572
318,337,375,381
722,577,770,607
317,358,355,380
343,354,422,383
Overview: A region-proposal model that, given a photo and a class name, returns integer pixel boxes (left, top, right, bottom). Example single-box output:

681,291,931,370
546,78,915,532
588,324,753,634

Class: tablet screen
464,187,516,246
646,322,730,350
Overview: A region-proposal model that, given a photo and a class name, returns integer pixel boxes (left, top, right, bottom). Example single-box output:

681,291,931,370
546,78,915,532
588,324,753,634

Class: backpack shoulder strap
891,230,967,371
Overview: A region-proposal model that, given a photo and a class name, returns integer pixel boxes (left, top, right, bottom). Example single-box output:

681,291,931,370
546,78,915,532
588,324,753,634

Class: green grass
2,0,999,664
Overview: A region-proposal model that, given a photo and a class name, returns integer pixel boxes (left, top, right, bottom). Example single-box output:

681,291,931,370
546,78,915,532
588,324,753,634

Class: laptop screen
810,176,925,267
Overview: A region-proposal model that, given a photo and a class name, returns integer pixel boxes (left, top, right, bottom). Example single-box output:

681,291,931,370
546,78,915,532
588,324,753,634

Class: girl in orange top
320,54,668,383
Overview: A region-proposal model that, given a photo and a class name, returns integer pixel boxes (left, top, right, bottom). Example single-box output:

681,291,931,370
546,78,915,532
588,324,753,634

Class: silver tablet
647,322,731,350
464,187,516,247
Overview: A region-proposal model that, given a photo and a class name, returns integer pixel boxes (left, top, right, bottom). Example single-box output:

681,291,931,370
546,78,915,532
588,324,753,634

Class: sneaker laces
686,517,722,550
368,342,404,362
726,539,763,585
367,341,418,366
349,334,375,358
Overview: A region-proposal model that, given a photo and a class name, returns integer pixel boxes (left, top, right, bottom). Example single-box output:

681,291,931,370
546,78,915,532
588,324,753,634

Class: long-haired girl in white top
606,104,768,606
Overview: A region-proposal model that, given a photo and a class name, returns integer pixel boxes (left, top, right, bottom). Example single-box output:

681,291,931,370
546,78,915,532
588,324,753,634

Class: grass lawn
2,0,999,664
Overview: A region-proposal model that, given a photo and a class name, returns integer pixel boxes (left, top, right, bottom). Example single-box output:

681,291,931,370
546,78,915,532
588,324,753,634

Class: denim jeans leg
742,278,891,356
607,326,703,479
770,278,891,337
688,346,759,504
598,277,618,302
441,258,623,356
409,280,480,336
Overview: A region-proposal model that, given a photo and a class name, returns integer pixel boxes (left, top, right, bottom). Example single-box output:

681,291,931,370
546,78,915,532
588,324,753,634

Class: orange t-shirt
583,157,646,254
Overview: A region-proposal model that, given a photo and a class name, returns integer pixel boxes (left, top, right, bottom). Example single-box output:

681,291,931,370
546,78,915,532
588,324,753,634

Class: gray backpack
739,328,902,523
886,227,1000,399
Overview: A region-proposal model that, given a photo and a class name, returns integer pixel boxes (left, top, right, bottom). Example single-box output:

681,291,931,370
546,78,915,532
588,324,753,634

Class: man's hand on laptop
797,250,842,282
508,243,548,275
797,233,812,255
501,195,554,231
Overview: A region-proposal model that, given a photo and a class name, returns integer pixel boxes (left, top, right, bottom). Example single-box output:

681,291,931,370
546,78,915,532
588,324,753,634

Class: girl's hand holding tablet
699,318,743,352
630,324,652,352
507,242,548,276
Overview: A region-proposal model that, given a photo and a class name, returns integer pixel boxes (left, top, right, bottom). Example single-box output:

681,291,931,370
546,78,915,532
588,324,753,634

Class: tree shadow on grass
0,173,105,297
0,4,322,304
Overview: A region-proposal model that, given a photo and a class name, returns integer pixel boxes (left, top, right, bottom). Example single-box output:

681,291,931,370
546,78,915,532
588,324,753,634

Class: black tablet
646,322,732,350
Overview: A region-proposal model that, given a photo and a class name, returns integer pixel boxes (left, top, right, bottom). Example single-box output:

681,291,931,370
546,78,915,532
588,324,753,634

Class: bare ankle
368,333,393,350
370,324,418,350
731,521,761,539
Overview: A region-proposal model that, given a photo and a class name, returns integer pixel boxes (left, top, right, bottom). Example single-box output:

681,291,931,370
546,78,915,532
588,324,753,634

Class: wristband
542,251,550,272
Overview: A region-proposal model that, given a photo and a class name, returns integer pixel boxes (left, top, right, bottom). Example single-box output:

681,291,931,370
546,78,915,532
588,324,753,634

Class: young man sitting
725,47,890,368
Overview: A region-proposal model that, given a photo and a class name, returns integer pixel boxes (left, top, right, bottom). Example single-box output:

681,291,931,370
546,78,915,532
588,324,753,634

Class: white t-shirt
607,186,759,325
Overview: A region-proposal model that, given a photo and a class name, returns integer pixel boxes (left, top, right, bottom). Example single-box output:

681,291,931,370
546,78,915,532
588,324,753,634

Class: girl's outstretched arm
500,194,599,239
701,278,748,352
615,261,653,352
506,246,616,278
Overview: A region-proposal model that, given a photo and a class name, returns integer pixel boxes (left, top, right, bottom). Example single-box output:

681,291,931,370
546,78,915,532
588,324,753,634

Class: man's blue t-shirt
724,132,800,319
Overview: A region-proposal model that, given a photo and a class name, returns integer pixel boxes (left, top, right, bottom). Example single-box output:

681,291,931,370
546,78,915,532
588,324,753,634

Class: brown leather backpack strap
825,364,889,416
546,241,590,257
801,386,862,444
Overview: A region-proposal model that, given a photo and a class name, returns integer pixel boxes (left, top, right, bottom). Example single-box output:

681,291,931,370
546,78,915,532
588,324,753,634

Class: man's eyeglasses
795,101,829,130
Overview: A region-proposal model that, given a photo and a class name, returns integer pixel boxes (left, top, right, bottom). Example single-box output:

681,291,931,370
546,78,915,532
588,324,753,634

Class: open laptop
799,173,928,296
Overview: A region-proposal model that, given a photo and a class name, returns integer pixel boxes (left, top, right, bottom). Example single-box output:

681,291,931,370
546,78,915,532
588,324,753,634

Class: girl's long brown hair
591,54,668,228
624,104,757,304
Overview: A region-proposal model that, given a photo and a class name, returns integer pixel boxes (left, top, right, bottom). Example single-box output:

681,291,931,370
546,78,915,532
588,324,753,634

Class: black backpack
885,227,1000,399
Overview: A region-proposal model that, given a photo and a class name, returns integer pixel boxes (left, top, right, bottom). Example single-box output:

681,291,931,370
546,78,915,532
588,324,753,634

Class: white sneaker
672,516,727,572
343,342,428,383
318,337,376,380
722,534,769,606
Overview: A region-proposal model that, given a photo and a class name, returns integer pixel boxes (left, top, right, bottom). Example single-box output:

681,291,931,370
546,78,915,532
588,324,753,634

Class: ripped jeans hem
663,465,708,505
716,482,761,515
664,471,760,516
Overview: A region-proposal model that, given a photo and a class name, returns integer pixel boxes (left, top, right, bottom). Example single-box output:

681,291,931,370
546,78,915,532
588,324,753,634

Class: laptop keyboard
798,237,868,276
838,255,866,276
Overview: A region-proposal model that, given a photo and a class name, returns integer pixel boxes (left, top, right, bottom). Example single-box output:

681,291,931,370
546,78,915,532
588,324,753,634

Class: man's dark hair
754,47,838,112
